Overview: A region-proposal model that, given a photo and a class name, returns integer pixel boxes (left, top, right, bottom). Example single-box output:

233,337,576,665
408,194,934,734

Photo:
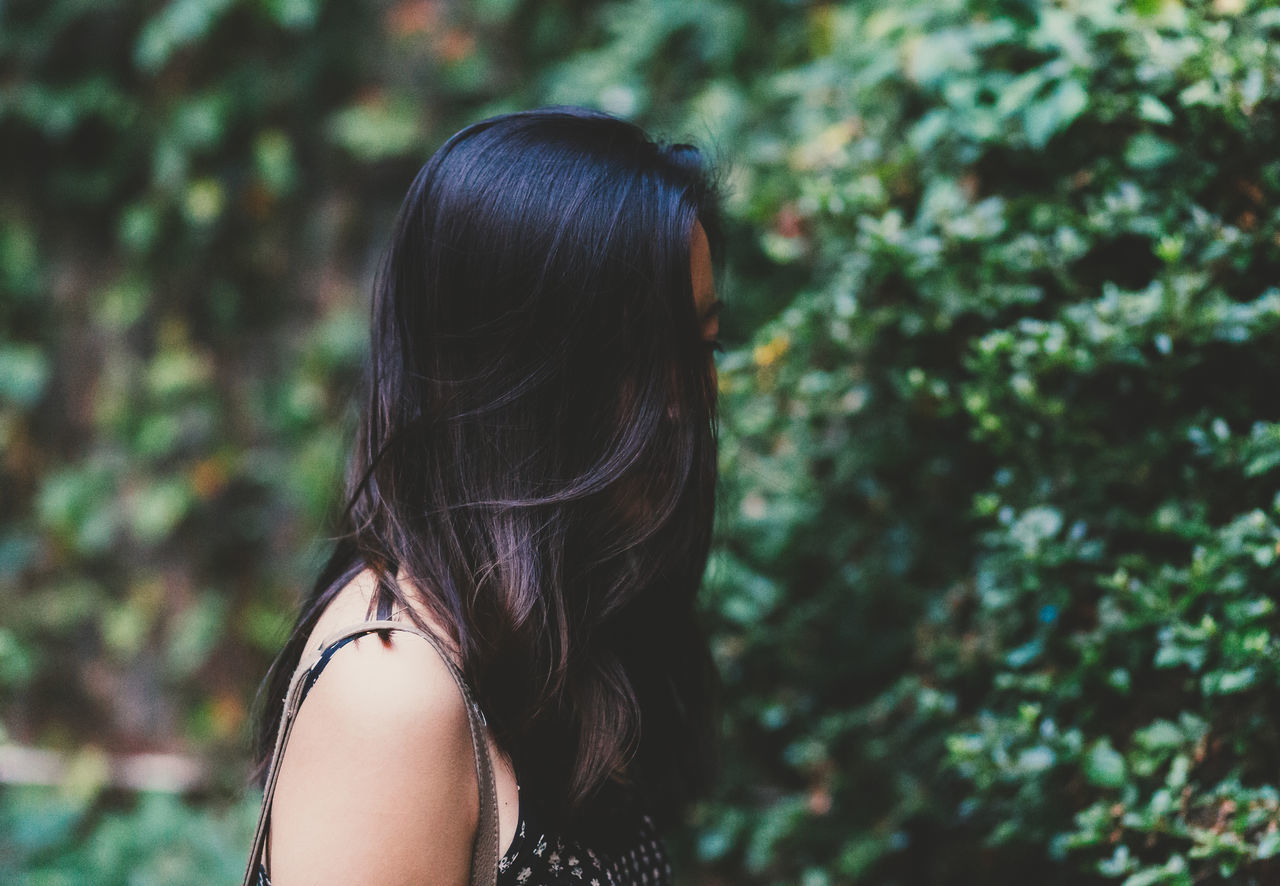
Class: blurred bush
679,1,1280,883
5,0,1280,883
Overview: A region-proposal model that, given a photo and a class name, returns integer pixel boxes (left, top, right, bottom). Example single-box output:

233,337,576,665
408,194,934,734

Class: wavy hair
254,107,723,828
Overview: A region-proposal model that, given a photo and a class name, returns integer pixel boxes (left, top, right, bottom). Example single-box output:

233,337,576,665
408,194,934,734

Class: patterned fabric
257,801,673,886
255,633,674,886
495,797,673,886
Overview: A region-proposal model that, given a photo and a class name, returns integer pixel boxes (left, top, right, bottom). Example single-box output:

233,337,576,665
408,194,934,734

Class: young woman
244,106,725,886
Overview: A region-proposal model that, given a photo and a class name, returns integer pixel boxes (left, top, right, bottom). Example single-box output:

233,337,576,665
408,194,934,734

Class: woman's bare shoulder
304,567,458,655
266,569,478,886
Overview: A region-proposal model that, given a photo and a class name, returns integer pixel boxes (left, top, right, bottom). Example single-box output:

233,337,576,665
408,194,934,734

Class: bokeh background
5,0,1280,883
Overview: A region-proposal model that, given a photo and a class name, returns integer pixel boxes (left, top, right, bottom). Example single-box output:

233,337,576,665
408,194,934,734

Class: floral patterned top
257,794,672,886
256,632,674,886
494,792,673,885
488,788,675,886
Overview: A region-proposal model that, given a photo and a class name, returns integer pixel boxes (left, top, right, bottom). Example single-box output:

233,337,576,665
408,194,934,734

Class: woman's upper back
260,569,673,885
263,569,512,884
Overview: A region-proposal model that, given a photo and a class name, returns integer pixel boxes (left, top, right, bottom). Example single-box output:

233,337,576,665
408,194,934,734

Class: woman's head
368,106,722,542
260,107,723,826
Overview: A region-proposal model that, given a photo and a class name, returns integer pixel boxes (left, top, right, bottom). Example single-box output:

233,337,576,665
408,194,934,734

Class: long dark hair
254,107,723,828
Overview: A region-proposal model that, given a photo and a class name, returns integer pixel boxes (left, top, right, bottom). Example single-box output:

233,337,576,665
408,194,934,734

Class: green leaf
134,0,238,73
260,0,319,29
1024,79,1088,149
1138,95,1175,125
0,343,49,406
326,101,424,162
1126,134,1178,169
1085,739,1127,788
126,477,196,545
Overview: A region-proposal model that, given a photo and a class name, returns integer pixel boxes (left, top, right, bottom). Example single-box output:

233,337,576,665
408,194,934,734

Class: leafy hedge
675,0,1280,882
5,0,1280,884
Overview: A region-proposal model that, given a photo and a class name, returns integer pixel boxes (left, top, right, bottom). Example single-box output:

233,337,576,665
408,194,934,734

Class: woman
245,106,725,886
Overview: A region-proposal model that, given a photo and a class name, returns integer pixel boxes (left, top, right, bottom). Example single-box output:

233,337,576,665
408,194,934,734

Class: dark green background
4,0,1280,883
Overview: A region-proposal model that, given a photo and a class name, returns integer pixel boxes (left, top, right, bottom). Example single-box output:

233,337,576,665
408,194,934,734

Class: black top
257,633,674,886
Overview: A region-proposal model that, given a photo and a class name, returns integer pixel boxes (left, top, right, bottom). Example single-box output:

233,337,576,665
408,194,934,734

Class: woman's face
691,222,721,352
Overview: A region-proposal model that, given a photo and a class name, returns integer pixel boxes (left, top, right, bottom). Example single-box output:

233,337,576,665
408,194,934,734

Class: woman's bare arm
265,630,479,886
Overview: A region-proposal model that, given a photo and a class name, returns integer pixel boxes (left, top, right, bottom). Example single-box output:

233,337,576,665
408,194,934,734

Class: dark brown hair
254,106,723,829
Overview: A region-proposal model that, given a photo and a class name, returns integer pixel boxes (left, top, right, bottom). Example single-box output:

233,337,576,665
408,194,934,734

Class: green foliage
635,0,1280,881
7,0,1280,882
0,0,544,873
0,786,259,885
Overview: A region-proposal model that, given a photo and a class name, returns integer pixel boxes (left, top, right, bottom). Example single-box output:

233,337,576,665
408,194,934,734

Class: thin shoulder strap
242,619,500,886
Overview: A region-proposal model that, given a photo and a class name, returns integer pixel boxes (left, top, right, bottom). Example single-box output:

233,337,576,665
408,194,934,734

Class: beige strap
242,619,500,886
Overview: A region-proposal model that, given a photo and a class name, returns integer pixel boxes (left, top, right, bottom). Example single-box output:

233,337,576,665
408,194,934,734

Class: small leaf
1126,134,1177,169
0,343,50,406
1138,95,1175,125
1024,79,1088,149
1086,738,1127,788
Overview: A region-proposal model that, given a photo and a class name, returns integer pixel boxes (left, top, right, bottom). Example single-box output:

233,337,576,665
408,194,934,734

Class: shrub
7,0,1280,883
590,0,1280,881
